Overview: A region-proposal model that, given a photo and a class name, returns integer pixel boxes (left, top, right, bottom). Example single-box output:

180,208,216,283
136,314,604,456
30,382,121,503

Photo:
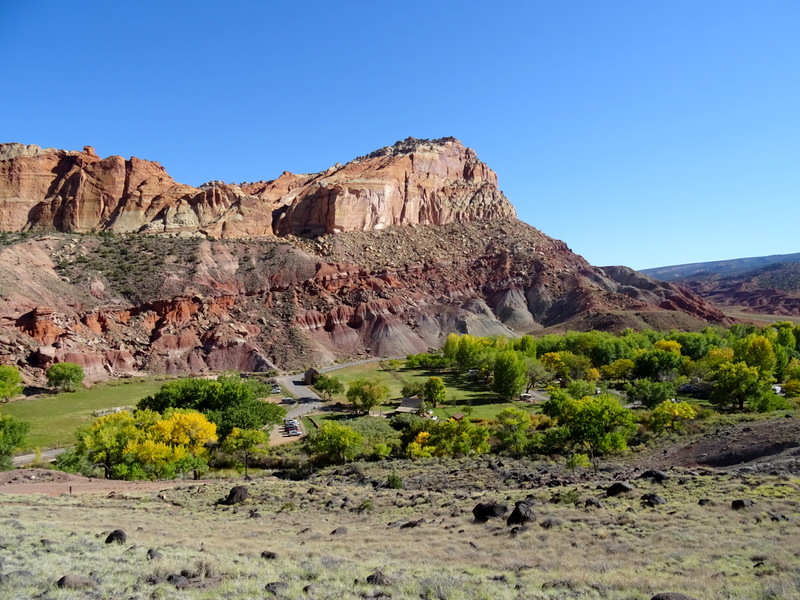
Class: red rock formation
0,137,513,237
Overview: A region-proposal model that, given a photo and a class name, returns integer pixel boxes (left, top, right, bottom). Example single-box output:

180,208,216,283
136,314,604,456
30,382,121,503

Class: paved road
13,447,66,467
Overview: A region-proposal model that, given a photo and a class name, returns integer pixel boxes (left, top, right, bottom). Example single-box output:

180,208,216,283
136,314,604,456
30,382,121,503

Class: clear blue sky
2,1,798,270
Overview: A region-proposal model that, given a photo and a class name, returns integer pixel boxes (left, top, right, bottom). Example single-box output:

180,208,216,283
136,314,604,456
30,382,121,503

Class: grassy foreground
0,458,798,599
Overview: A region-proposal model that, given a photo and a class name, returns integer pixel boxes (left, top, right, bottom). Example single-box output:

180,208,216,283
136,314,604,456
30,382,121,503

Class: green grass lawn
322,362,545,422
0,378,173,452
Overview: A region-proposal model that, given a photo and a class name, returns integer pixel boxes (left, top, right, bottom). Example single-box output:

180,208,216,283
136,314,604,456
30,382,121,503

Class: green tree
138,374,284,438
633,349,683,381
648,400,697,433
524,359,550,392
422,376,447,408
623,379,677,409
734,334,777,378
711,361,771,411
492,350,527,400
568,395,637,462
566,379,596,399
221,427,269,479
305,421,363,464
66,409,217,480
0,414,30,470
346,378,390,414
0,365,24,401
494,407,531,456
600,358,635,383
46,362,85,392
312,374,345,401
400,381,425,398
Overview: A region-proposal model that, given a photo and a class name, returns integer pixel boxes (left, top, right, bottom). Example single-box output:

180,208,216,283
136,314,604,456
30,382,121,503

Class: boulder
330,527,348,536
637,469,669,483
641,493,667,507
265,581,289,595
732,499,755,510
146,548,163,560
167,573,190,588
472,501,508,523
57,574,97,590
651,594,700,600
506,501,535,526
261,551,278,560
606,482,635,497
105,529,127,544
584,497,604,509
217,485,248,506
366,569,391,585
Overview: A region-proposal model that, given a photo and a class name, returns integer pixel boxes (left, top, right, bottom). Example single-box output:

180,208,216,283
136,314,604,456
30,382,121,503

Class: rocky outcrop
0,139,732,382
0,137,514,238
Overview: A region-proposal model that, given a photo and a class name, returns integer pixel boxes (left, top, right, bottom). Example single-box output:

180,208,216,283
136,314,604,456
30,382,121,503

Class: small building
304,368,321,385
395,396,423,414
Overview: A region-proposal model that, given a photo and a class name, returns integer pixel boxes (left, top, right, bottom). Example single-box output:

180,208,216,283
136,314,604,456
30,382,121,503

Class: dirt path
0,468,194,497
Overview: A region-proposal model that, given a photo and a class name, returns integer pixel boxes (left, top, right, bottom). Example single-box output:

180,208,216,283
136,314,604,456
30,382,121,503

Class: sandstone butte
0,137,731,383
0,137,515,237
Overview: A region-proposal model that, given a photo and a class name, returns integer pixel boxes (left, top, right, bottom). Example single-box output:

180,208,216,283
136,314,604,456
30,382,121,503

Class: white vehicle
519,393,533,402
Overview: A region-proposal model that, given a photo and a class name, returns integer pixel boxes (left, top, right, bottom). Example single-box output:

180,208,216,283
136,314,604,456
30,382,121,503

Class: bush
46,362,85,392
386,473,404,489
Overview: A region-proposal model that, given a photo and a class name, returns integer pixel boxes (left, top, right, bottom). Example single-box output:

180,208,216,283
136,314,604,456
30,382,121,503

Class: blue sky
2,1,798,270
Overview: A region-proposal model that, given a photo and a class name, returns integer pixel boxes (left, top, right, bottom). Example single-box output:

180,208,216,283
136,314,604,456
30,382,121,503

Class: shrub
386,473,403,489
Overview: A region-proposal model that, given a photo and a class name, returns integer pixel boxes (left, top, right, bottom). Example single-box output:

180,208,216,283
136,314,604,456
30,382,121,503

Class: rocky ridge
0,137,514,238
0,138,730,382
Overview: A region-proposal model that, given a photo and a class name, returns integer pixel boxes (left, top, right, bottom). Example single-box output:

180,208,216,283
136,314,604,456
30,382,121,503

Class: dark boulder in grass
506,501,535,526
167,573,190,588
57,574,97,590
585,497,604,509
146,548,163,560
217,485,248,506
105,529,127,544
330,526,348,535
641,493,667,507
265,581,289,595
732,499,755,510
606,482,634,497
366,569,391,585
472,501,508,523
651,594,700,600
637,469,669,483
261,551,278,560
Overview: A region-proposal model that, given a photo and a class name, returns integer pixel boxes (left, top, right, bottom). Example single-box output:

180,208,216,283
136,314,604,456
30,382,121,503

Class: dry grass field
1,442,800,600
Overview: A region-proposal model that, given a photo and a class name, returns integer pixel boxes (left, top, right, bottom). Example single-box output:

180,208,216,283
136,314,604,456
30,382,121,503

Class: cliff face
0,138,731,383
0,137,514,238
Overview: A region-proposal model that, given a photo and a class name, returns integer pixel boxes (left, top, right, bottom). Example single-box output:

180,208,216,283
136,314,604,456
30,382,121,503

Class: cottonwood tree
0,414,30,470
346,378,390,414
221,428,269,479
312,375,345,401
305,421,363,464
492,350,527,400
0,365,24,401
711,361,772,411
46,362,85,392
422,376,447,408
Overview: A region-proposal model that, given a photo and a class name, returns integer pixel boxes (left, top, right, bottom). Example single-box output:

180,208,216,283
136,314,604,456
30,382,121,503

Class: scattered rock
167,573,190,588
506,501,535,526
606,482,634,497
261,551,278,560
584,497,603,509
651,594,700,600
105,529,127,544
57,574,97,590
641,493,667,507
146,548,163,561
399,519,424,529
472,501,508,523
638,469,669,483
218,485,248,505
331,527,348,536
698,498,712,506
265,581,289,595
366,569,391,585
732,499,755,510
539,516,564,529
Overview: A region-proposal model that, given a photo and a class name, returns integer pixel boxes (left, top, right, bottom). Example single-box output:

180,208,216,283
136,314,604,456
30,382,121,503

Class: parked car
519,393,533,402
271,387,282,394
